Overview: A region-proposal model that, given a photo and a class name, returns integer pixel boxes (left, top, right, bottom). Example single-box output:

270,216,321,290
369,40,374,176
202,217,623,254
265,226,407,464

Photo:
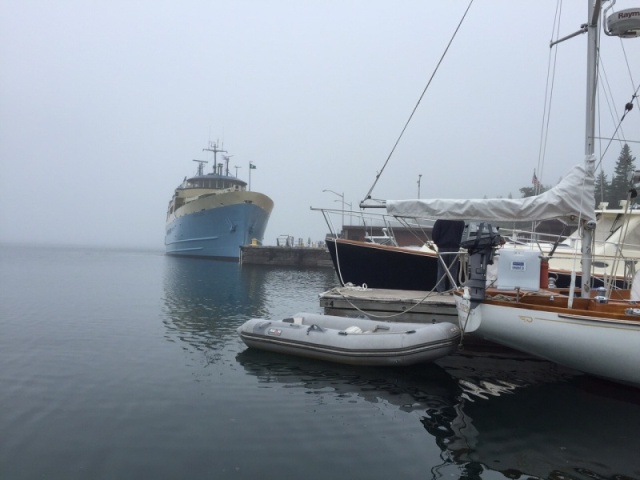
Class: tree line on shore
517,143,637,208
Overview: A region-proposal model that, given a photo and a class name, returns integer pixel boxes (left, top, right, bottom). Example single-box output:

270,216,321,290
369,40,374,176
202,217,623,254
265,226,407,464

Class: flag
532,170,540,187
250,163,256,170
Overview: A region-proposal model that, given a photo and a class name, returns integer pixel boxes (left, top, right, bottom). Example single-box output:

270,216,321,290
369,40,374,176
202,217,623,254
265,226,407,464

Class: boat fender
540,257,549,288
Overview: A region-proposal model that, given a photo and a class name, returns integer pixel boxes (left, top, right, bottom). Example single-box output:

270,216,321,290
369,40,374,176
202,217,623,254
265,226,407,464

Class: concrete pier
240,245,333,267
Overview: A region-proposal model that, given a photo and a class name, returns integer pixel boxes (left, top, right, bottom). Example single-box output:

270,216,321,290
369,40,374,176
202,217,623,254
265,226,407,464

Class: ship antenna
203,141,228,174
192,159,208,176
223,155,234,176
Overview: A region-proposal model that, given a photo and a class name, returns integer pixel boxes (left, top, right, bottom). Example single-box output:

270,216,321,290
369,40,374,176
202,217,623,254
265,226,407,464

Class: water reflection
444,378,640,480
162,257,337,353
162,257,268,351
237,349,639,480
435,349,579,401
236,348,460,413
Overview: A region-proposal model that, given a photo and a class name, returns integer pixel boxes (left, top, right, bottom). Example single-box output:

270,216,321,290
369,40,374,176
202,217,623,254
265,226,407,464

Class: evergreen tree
593,169,609,208
606,143,636,207
510,145,637,204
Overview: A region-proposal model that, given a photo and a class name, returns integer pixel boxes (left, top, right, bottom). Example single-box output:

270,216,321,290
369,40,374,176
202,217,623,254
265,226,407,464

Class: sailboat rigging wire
536,0,565,193
605,187,636,295
594,13,639,171
618,33,640,110
361,0,475,203
598,46,639,150
595,85,640,171
599,56,623,150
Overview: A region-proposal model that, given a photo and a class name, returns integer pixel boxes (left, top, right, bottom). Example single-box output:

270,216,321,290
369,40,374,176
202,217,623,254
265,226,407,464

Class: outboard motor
460,222,502,306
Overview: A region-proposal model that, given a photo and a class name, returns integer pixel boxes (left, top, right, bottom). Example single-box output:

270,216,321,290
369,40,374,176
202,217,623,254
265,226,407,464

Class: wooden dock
319,286,457,324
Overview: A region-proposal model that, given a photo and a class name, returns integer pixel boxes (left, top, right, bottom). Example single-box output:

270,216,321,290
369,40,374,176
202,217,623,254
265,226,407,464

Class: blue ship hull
166,141,273,260
165,202,271,260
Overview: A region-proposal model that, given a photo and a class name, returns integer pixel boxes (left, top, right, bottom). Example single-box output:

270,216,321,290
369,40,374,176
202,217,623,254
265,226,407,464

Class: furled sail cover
386,163,595,223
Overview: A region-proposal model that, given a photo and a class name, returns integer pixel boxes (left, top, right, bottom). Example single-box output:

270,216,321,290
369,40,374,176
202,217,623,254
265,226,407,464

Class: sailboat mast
585,1,601,158
580,0,602,298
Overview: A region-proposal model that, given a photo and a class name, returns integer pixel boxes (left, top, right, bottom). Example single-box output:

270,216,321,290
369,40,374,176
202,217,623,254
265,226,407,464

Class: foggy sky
1,0,638,249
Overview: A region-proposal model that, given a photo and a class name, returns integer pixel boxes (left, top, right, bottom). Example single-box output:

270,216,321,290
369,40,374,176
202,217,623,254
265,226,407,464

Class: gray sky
1,1,638,249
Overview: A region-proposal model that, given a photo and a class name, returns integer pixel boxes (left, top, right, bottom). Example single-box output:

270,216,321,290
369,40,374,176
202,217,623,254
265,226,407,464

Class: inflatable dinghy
237,312,460,366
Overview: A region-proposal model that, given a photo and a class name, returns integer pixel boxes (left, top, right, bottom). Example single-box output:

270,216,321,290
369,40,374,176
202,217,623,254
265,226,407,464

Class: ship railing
311,206,435,247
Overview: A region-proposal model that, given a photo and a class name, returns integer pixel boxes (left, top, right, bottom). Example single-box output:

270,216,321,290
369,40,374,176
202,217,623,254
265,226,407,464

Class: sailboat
382,1,640,388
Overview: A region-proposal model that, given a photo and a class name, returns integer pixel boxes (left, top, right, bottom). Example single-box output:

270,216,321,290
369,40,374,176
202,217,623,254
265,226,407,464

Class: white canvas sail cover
386,163,595,223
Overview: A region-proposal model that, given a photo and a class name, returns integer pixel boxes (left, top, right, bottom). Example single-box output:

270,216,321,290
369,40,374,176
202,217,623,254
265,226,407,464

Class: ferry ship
165,141,274,260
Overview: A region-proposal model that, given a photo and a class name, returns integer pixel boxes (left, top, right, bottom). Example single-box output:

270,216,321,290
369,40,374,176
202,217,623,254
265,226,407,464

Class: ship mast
203,141,228,176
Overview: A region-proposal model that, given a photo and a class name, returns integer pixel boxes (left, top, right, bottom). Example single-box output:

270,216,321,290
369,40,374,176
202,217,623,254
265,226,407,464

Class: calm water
1,244,639,480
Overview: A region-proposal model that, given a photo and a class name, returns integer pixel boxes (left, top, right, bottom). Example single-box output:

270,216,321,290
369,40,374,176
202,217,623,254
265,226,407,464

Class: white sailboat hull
455,295,640,388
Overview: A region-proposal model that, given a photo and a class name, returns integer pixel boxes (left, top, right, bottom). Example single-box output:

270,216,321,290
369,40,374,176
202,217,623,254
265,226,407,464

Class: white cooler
496,249,541,291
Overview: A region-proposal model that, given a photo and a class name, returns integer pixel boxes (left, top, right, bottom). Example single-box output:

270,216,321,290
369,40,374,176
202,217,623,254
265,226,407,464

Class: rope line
362,0,475,202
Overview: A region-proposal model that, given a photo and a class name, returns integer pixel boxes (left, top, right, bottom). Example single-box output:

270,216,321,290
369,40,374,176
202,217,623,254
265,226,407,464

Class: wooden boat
237,312,461,366
325,237,440,291
324,208,639,292
455,284,640,388
380,1,640,388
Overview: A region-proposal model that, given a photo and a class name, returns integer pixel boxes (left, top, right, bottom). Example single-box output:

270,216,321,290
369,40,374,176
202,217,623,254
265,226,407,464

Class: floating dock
240,245,333,267
319,286,457,324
